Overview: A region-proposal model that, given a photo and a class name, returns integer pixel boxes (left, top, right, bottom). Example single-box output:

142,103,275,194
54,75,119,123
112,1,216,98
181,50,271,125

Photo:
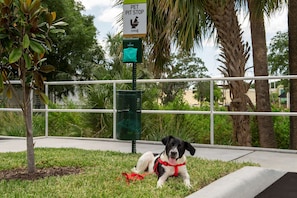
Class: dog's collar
155,158,186,177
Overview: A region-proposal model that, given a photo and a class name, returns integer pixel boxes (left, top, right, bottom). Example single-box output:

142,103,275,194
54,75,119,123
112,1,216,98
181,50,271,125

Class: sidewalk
1,136,297,197
1,136,297,172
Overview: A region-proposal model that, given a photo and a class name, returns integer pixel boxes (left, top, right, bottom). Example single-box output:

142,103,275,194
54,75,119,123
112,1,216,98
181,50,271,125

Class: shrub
47,101,93,137
0,97,291,149
0,112,44,136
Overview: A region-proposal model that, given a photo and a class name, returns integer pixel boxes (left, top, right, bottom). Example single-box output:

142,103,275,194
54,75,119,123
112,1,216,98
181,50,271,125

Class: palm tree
245,0,285,148
145,0,252,145
288,0,297,149
146,0,287,146
146,0,172,77
205,0,252,146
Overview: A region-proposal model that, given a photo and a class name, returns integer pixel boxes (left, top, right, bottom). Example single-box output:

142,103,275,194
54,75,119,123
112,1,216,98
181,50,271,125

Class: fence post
45,84,48,137
210,80,214,145
113,82,117,139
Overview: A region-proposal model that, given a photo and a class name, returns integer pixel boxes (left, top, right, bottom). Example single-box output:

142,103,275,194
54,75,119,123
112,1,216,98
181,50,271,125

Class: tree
194,81,223,104
288,0,297,149
161,51,208,105
0,0,66,173
268,32,289,76
205,0,252,146
41,0,98,99
247,0,280,148
106,33,125,77
268,31,289,89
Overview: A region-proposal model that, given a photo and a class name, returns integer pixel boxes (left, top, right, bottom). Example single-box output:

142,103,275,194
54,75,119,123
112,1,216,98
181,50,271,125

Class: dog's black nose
170,151,177,157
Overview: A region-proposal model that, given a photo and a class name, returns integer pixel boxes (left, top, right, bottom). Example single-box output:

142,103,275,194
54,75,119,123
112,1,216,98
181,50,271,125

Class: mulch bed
255,172,297,198
0,167,82,181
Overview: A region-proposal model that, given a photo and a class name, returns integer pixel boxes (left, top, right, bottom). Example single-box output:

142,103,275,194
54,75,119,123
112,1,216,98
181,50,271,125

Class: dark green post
123,0,147,153
121,38,142,154
132,62,137,153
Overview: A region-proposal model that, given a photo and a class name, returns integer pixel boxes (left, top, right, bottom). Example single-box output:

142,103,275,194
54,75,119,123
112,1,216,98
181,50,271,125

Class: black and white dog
131,135,196,188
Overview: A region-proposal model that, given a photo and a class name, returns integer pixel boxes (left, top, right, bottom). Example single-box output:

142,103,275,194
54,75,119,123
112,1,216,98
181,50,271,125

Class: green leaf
52,21,68,26
45,39,52,51
23,53,32,69
38,22,47,28
1,57,8,65
23,34,30,49
29,40,45,54
0,34,8,39
50,29,65,34
25,72,33,84
39,92,49,104
37,58,47,65
20,0,29,13
9,48,22,63
29,0,40,15
40,65,55,73
36,34,46,40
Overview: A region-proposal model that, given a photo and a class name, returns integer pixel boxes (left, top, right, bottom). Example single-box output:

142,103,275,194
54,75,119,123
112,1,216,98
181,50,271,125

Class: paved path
1,136,296,172
1,136,297,197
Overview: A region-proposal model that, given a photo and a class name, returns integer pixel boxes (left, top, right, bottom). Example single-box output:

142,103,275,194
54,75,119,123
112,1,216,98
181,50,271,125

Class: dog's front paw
156,184,162,188
185,183,192,188
184,180,192,188
157,180,164,188
131,167,139,174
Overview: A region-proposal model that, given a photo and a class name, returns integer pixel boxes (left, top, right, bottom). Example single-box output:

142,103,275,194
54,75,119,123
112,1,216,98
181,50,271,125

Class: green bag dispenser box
116,90,142,140
122,38,143,63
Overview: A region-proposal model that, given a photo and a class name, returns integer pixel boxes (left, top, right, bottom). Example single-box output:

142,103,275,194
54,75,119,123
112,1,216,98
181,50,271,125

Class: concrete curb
186,166,286,198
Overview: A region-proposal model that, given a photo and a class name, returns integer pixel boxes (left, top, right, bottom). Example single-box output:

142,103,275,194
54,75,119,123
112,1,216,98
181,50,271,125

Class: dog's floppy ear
162,135,173,145
185,142,196,156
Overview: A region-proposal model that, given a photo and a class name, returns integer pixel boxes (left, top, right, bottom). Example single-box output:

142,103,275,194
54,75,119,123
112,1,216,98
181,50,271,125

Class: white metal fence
2,75,297,145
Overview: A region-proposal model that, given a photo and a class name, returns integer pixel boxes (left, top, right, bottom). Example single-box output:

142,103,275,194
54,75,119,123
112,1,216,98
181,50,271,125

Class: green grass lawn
0,148,256,198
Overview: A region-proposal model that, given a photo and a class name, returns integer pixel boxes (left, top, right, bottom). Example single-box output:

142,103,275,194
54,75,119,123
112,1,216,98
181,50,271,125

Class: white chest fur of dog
131,135,196,188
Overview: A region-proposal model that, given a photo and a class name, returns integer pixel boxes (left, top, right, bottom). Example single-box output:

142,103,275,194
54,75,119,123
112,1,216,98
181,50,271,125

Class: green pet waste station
116,90,142,141
117,38,143,153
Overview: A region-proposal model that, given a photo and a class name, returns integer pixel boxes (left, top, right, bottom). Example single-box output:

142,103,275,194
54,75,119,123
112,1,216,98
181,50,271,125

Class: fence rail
2,75,297,145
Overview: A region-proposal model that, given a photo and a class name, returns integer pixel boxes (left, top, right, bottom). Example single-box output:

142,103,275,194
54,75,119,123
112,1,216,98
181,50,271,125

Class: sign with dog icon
123,0,147,38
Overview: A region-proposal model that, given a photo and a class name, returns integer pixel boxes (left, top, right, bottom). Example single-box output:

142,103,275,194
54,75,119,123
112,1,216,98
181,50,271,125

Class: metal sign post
131,62,137,153
122,0,147,154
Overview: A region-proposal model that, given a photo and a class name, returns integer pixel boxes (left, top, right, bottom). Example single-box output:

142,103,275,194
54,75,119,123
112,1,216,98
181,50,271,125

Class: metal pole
113,82,117,139
45,84,48,137
132,62,137,153
210,80,214,145
132,63,137,90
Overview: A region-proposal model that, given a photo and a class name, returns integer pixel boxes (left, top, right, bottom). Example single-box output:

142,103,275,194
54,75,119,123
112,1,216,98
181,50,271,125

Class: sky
78,0,288,77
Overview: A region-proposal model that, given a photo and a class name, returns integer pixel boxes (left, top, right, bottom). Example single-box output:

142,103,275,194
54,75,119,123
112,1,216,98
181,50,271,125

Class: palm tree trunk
289,0,297,149
205,0,251,146
248,0,277,148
